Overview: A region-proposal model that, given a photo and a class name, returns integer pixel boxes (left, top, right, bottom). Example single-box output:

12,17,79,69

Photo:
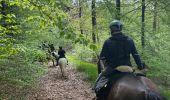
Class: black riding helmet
109,20,123,31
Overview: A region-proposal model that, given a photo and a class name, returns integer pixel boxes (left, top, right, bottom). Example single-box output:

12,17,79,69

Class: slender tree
79,0,83,34
116,0,121,20
92,0,96,43
153,0,157,33
141,0,145,49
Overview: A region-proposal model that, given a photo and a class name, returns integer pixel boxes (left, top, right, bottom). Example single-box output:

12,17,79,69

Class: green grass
68,56,98,84
159,87,170,100
0,58,47,100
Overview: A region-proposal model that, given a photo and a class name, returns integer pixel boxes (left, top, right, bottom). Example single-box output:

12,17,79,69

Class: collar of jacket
110,32,128,41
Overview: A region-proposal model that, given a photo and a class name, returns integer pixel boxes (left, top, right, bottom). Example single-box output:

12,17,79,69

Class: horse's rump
58,58,67,65
97,71,134,99
58,58,67,77
108,74,146,100
107,74,167,100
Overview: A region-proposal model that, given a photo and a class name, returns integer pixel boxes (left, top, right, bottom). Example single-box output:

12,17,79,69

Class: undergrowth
0,57,47,100
68,56,98,84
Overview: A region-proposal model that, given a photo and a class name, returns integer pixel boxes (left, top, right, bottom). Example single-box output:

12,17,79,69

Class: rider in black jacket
94,20,144,99
100,32,143,69
56,46,66,65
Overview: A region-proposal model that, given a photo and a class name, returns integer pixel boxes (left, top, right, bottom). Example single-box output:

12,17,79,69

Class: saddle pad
115,66,133,73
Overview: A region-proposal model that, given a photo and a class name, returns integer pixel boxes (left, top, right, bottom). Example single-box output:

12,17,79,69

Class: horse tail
146,90,167,100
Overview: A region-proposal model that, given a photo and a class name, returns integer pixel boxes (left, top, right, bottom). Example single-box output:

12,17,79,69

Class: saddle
115,65,146,76
115,65,133,73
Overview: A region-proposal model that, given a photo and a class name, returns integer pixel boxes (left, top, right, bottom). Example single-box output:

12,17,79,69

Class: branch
121,2,150,17
103,0,115,18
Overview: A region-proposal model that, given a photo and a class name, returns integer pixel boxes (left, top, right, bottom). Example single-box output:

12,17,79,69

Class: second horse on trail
50,45,68,79
43,43,68,78
51,51,68,78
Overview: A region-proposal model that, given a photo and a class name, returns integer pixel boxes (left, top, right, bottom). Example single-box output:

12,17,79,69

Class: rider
94,20,144,98
56,46,66,66
48,43,55,52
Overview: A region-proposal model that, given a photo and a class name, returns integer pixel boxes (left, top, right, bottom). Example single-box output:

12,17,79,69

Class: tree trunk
141,0,145,49
116,0,121,20
79,0,83,34
153,0,157,33
92,0,96,43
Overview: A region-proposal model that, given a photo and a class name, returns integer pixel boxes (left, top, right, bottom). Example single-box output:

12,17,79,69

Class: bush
16,45,48,63
0,56,47,99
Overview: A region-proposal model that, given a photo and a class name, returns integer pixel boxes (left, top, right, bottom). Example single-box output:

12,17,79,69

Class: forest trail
26,62,95,100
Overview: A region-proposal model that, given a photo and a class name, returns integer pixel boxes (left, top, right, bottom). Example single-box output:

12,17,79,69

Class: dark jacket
58,49,66,58
100,32,143,69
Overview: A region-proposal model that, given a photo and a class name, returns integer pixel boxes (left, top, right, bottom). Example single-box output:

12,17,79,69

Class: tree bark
92,0,96,43
79,0,83,34
153,0,157,33
116,0,121,20
141,0,145,49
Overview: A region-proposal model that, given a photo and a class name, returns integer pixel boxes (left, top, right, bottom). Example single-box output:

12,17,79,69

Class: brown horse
103,73,167,100
96,60,167,100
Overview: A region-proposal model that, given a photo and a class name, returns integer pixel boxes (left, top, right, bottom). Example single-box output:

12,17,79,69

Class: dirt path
26,63,95,100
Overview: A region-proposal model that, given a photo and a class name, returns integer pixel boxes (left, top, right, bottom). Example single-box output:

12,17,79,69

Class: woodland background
0,0,170,99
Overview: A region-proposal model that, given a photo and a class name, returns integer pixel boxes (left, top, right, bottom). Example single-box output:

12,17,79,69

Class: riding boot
94,73,109,95
94,66,114,91
94,66,115,99
93,73,102,90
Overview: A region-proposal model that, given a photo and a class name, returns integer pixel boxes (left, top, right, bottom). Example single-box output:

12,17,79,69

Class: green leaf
9,1,20,6
29,5,35,11
11,14,16,18
65,33,71,39
75,38,80,44
0,15,2,19
89,44,97,51
60,31,65,37
27,16,34,21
